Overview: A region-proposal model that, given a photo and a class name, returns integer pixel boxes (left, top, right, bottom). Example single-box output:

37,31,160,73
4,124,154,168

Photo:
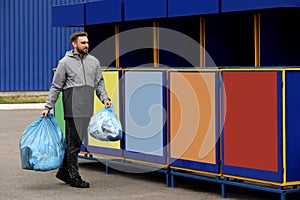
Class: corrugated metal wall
0,0,95,91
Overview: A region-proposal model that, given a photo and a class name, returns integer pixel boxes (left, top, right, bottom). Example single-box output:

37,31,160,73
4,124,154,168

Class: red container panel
223,72,278,172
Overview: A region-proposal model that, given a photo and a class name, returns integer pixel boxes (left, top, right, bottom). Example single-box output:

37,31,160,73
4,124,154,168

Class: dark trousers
61,117,90,178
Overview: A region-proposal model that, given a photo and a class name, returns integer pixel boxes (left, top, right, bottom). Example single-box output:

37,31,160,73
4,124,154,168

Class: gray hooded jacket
45,50,110,118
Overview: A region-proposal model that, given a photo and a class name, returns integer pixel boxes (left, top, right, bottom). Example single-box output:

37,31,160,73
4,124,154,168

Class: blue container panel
124,71,167,164
124,0,167,21
260,10,300,66
86,0,123,25
205,13,254,67
159,17,201,67
84,24,117,67
168,0,219,17
52,3,85,27
285,70,300,182
222,0,300,12
119,21,154,67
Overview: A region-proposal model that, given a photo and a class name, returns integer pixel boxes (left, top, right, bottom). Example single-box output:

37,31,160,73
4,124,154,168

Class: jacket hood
65,50,78,58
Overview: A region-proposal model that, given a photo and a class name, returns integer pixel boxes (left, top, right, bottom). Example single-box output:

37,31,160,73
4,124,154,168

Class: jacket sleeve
44,60,66,110
95,62,110,103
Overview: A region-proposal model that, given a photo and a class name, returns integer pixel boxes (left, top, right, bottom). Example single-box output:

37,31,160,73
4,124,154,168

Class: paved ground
1,109,300,200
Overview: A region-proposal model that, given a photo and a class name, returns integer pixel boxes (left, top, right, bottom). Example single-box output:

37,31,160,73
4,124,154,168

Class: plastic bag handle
105,104,114,112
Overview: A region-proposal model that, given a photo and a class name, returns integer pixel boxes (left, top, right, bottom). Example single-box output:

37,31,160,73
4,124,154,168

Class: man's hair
70,32,88,44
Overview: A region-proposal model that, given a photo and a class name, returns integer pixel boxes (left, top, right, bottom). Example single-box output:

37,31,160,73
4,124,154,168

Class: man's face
74,36,89,55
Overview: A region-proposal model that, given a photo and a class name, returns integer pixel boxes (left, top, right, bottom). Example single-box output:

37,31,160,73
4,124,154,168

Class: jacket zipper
81,58,87,85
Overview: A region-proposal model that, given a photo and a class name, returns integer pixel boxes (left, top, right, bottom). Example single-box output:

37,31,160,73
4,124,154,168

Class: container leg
221,183,227,198
277,186,286,200
171,169,175,188
166,170,171,187
105,162,110,174
222,177,228,198
280,192,286,200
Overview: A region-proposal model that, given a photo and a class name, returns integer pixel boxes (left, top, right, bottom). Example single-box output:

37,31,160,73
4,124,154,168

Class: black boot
56,168,71,184
70,176,90,188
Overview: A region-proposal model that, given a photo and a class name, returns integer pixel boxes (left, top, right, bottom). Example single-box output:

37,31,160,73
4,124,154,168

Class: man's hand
104,100,112,108
41,109,49,117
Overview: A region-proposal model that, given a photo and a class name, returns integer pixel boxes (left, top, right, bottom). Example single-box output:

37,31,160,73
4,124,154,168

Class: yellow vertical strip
115,24,120,68
153,21,159,68
200,17,205,67
254,13,260,67
282,70,287,184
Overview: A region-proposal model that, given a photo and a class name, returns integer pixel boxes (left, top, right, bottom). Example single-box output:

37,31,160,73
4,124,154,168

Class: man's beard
78,47,88,55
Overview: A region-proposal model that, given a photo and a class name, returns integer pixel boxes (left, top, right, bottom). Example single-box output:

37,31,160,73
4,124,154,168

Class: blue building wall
2,0,300,91
0,0,89,91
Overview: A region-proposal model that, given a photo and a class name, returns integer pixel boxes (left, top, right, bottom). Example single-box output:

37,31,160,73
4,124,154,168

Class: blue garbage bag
88,105,122,141
20,113,65,171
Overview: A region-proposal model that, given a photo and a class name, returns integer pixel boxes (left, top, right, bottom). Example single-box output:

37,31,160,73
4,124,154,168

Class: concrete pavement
1,109,300,200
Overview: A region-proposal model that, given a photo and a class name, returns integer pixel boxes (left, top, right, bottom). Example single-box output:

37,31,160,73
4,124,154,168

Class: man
41,32,111,188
